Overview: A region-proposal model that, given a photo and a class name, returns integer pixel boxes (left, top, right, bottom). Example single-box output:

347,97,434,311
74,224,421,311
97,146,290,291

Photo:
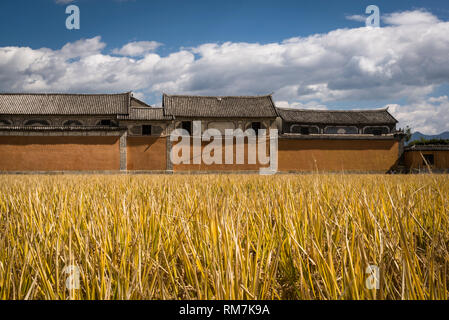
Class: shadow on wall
127,137,167,171
143,140,158,152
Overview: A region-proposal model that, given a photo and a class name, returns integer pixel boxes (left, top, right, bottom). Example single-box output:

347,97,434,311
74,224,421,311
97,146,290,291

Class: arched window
364,126,390,135
63,120,83,126
24,120,50,126
0,119,11,126
324,126,358,134
290,125,319,135
96,120,117,127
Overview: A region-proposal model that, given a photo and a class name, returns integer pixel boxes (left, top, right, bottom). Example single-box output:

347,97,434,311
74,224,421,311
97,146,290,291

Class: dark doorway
181,121,192,135
142,125,152,136
251,122,261,134
423,154,434,166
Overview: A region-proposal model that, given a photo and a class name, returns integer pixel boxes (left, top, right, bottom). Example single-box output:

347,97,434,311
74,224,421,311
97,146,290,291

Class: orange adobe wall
404,150,449,170
126,137,167,171
278,138,399,172
0,136,120,171
172,137,270,172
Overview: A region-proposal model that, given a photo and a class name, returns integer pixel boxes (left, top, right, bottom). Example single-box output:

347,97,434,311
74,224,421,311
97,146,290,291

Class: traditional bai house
0,93,173,172
275,107,404,172
403,144,449,173
0,92,411,173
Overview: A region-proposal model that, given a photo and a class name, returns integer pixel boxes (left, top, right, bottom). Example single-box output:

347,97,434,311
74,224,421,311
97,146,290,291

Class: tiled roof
276,108,398,125
163,94,277,118
117,97,173,120
0,93,131,115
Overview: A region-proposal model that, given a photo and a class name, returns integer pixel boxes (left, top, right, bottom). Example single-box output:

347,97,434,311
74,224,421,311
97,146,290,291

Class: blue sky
2,0,449,52
1,0,449,133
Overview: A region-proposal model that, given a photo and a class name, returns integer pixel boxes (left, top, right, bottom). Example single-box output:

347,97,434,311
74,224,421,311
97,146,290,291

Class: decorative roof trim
279,134,398,140
0,126,126,131
405,145,449,151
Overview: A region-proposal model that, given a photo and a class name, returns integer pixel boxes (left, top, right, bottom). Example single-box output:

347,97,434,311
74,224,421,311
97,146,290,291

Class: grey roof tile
163,94,277,118
0,93,131,115
118,107,173,121
276,107,398,125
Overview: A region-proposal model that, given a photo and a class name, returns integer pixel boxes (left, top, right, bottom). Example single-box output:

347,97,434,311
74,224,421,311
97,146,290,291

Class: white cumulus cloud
0,10,448,134
112,41,162,57
382,9,440,25
345,14,367,23
388,96,449,134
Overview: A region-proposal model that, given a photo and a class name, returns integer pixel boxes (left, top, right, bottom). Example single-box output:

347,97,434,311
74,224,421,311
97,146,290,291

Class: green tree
404,125,412,143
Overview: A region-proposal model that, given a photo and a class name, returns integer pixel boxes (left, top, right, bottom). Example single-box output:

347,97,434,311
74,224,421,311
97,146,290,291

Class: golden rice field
0,174,448,300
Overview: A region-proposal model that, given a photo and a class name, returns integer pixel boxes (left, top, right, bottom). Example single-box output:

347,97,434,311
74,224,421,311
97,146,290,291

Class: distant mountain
407,131,449,145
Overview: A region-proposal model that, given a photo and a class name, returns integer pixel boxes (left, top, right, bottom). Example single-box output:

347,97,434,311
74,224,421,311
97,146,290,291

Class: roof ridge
163,93,273,99
130,107,164,110
276,107,388,112
0,92,130,96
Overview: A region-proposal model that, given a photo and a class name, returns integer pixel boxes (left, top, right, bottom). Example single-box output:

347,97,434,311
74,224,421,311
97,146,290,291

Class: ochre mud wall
278,139,399,172
404,150,449,170
127,137,167,171
0,136,120,171
172,138,270,172
0,135,404,173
